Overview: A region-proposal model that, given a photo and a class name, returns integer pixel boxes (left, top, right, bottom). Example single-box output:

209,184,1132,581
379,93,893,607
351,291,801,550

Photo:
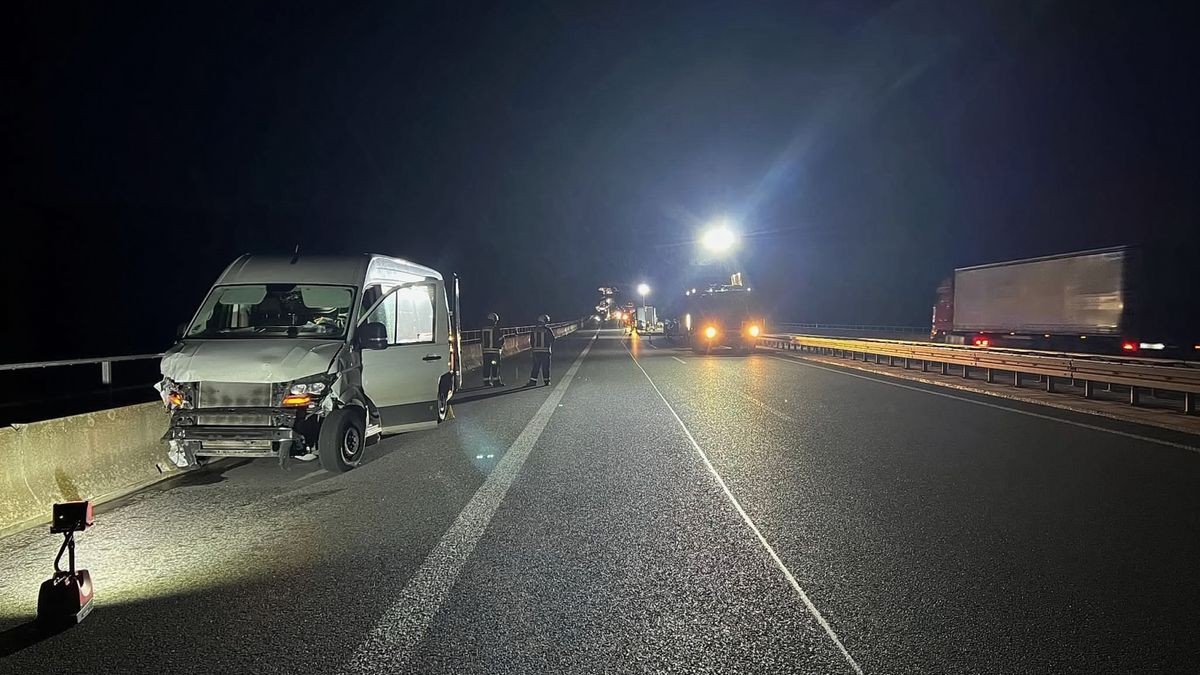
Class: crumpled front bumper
163,407,308,465
162,426,302,443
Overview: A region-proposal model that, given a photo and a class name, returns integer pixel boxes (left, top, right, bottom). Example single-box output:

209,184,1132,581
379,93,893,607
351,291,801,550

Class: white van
158,254,460,472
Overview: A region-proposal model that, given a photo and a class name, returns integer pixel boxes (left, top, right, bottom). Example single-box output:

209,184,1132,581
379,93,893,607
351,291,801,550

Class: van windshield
186,284,356,339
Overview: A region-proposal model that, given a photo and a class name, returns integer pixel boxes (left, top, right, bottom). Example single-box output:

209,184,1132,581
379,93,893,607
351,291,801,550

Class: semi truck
932,246,1199,357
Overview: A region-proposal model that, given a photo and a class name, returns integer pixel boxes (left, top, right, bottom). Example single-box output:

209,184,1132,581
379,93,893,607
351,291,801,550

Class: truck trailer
932,246,1199,357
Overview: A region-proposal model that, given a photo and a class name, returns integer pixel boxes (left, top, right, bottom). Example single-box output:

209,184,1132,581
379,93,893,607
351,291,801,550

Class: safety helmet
486,312,499,323
537,314,550,325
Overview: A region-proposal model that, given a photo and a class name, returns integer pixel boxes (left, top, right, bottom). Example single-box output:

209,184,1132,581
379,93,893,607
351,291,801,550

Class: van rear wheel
319,408,365,472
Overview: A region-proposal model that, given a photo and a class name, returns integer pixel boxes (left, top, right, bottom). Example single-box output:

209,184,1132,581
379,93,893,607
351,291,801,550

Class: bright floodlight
701,222,737,253
637,283,650,296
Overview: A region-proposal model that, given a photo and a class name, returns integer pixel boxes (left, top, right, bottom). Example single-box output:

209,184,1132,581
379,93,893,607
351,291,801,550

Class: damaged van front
158,255,457,472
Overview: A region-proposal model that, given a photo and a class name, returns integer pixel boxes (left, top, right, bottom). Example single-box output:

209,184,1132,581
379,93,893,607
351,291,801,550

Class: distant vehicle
683,280,765,354
158,254,460,472
636,306,659,332
932,246,1199,357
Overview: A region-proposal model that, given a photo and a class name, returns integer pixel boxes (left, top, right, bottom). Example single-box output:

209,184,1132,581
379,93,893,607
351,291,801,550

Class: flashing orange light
1121,341,1137,352
704,326,718,339
747,325,761,338
281,393,313,407
167,391,185,408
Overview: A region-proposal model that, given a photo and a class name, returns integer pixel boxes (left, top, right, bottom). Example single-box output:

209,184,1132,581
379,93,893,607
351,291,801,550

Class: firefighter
481,312,506,387
526,314,555,387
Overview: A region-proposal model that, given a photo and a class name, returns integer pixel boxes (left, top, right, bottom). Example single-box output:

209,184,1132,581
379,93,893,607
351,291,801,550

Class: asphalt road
2,329,1197,674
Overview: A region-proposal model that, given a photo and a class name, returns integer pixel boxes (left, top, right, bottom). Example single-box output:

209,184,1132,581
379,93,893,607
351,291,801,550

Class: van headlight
158,378,194,410
278,374,335,408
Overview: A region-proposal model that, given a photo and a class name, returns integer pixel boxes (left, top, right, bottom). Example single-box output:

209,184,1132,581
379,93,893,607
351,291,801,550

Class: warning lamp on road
1121,341,1138,352
38,501,95,627
704,326,718,339
747,325,761,338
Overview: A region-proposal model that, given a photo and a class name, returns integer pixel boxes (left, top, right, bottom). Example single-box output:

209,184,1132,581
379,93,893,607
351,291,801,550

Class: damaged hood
161,339,345,383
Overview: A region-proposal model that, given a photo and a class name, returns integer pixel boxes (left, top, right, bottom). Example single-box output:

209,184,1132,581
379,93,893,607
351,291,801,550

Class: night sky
4,1,1197,361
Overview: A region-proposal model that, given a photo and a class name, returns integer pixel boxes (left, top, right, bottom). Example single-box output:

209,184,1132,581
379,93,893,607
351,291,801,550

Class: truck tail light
973,336,989,347
1121,341,1137,352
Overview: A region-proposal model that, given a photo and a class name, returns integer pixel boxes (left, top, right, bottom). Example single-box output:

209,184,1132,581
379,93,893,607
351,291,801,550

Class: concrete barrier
0,403,174,537
0,322,583,536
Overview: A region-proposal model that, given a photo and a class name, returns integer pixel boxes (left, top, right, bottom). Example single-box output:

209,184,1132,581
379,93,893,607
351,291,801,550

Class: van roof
216,254,442,287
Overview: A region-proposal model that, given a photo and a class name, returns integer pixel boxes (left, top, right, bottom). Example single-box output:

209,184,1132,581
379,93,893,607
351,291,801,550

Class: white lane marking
342,333,597,674
646,341,659,349
623,344,864,675
768,355,1200,455
671,356,687,365
293,468,325,482
738,392,795,422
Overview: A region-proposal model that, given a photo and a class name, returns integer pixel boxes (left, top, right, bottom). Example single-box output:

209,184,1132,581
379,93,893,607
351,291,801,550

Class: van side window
394,285,435,344
365,292,397,344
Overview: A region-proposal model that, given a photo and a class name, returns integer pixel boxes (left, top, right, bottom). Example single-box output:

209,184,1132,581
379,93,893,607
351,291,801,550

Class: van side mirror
358,322,388,350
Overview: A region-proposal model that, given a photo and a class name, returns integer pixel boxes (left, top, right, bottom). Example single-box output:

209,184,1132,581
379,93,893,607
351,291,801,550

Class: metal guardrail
775,323,930,337
0,353,163,384
460,319,581,344
1,319,588,384
761,333,1200,414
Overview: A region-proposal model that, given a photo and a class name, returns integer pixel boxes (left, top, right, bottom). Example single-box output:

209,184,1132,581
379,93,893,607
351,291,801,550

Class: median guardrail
760,333,1200,415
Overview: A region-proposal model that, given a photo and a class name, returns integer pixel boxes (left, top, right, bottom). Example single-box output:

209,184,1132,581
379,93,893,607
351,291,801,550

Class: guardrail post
985,368,994,384
1013,371,1020,388
940,362,948,375
1129,386,1139,406
962,364,970,379
1046,376,1054,393
903,357,910,370
920,360,928,372
100,361,112,385
1186,392,1197,415
1083,380,1094,399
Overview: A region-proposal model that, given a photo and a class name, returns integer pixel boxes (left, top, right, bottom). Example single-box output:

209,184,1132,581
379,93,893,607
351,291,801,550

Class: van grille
197,382,272,408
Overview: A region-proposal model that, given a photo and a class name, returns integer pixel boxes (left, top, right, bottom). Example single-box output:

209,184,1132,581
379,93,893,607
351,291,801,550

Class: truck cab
683,284,765,354
158,254,458,472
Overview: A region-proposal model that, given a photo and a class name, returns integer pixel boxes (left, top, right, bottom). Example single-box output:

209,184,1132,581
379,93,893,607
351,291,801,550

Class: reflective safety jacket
530,325,555,353
482,326,505,354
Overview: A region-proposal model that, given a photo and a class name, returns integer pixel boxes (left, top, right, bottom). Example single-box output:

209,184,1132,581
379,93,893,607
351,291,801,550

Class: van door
358,280,449,432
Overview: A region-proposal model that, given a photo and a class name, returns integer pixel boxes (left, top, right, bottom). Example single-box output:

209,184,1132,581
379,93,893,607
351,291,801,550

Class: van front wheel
319,408,365,472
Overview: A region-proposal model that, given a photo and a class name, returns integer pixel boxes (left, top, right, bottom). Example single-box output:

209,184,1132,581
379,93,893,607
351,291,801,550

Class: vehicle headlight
278,374,335,407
